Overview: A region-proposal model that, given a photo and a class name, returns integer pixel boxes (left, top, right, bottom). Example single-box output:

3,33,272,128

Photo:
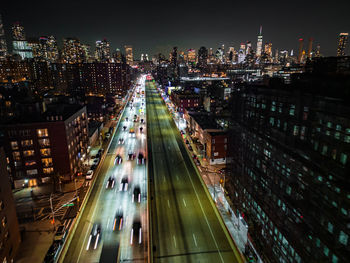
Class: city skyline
3,0,350,58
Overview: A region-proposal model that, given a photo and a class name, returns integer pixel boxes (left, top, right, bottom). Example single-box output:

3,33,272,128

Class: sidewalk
15,219,57,263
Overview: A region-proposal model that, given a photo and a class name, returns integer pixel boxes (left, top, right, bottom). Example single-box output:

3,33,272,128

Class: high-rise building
337,33,348,56
11,22,32,60
298,38,304,63
0,147,21,262
113,48,123,63
187,49,196,64
256,26,263,57
0,14,7,60
198,46,208,67
170,46,178,66
228,65,350,262
62,38,85,63
12,22,25,41
264,42,272,57
30,36,59,63
315,44,321,57
95,39,110,62
307,37,313,59
246,41,252,55
0,105,89,186
124,45,133,65
81,44,91,62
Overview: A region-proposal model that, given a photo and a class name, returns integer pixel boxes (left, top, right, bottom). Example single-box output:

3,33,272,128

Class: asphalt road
146,79,243,263
62,76,148,263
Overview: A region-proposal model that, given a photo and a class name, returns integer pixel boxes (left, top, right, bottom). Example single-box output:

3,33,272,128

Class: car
128,152,135,160
139,126,143,133
132,186,141,203
118,138,124,144
106,176,115,189
86,223,101,250
120,176,129,191
93,158,100,165
192,154,197,159
113,211,124,231
129,128,135,137
86,170,94,180
125,117,128,122
44,240,61,263
90,164,97,170
185,139,189,144
54,225,67,241
188,146,193,151
137,153,145,164
105,133,111,139
98,148,104,154
115,155,122,165
123,126,127,131
130,220,142,245
140,118,144,124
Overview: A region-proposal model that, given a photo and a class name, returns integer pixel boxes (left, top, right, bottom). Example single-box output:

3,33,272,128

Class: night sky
3,0,350,58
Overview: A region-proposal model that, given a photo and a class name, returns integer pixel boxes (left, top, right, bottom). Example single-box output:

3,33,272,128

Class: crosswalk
40,192,76,221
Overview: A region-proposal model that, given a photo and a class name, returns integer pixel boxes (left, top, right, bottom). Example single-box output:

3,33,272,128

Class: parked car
86,170,94,180
54,225,67,241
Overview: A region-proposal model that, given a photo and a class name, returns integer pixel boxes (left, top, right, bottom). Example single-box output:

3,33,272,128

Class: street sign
63,203,74,207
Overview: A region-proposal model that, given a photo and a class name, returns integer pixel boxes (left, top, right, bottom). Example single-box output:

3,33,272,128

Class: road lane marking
173,235,177,248
106,218,110,229
167,199,170,208
183,198,187,207
193,233,198,247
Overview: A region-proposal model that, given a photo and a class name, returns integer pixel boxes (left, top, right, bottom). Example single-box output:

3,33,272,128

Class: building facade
0,147,21,262
0,105,88,188
337,33,348,57
228,74,350,262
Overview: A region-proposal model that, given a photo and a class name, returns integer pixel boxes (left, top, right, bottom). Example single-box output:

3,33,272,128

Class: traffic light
51,219,55,225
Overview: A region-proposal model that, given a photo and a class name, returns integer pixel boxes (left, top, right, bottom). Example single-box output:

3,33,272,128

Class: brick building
228,72,350,262
0,104,88,188
0,147,20,262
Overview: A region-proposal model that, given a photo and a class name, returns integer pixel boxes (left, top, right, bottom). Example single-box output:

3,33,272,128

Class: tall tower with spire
256,26,263,57
0,14,7,60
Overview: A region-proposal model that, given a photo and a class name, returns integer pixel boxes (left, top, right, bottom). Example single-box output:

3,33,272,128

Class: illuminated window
10,141,18,150
26,169,38,175
340,153,347,165
21,140,33,147
40,148,51,157
2,216,7,227
42,158,53,167
23,150,35,157
25,160,36,166
38,138,50,147
43,168,54,174
37,129,49,138
339,231,348,245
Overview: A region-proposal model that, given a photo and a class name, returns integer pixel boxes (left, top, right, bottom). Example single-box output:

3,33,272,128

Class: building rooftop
187,111,223,130
0,103,85,125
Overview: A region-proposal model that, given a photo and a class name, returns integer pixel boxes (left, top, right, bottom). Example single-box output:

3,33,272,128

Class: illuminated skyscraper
0,14,7,60
12,22,25,41
264,42,272,57
170,46,178,66
11,22,32,59
62,38,85,63
246,41,252,55
113,48,123,63
198,46,208,67
307,37,313,59
256,26,263,57
95,39,110,62
315,44,321,57
30,36,59,62
187,49,196,64
337,33,348,56
124,45,133,65
298,38,304,63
